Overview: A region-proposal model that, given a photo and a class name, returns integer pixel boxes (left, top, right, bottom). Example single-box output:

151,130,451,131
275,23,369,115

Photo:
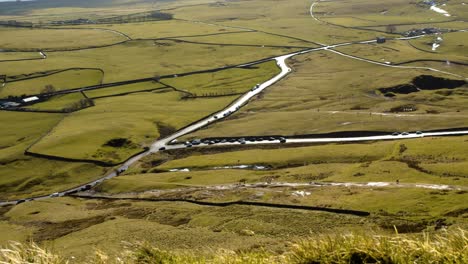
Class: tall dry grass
0,241,65,264
1,229,466,263
290,229,468,264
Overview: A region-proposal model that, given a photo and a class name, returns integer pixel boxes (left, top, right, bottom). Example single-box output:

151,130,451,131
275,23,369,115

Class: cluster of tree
63,98,94,112
41,84,56,94
185,89,239,98
386,24,397,33
0,20,33,27
96,11,173,24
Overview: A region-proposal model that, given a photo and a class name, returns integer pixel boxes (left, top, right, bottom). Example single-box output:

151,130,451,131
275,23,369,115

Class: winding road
1,2,467,206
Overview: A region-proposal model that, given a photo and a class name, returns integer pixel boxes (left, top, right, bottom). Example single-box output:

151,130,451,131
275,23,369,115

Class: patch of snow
169,168,190,172
367,182,390,187
213,165,268,170
430,5,451,17
415,184,450,190
292,190,311,197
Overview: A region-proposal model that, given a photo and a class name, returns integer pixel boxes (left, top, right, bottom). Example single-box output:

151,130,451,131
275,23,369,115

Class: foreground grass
1,229,466,263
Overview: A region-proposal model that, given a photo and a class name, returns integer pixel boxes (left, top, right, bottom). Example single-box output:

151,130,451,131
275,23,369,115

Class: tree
153,74,161,82
386,24,397,33
41,84,56,94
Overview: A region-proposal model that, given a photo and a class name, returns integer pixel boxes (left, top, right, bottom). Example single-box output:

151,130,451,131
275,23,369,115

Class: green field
0,111,106,200
180,51,467,139
29,91,238,163
0,0,466,262
336,38,468,64
0,69,103,97
102,136,468,191
0,51,42,61
0,40,296,85
25,92,88,112
83,81,167,98
163,60,281,96
409,32,468,56
68,19,244,39
173,31,317,47
0,26,127,51
315,0,452,27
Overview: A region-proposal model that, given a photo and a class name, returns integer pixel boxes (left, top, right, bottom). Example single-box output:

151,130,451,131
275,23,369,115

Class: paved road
166,130,468,150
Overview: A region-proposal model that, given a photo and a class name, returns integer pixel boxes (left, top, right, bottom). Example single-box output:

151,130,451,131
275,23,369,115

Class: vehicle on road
392,132,400,136
50,192,60,197
416,131,423,135
402,132,410,136
159,147,166,151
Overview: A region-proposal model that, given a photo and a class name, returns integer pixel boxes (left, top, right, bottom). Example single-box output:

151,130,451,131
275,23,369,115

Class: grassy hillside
0,229,466,263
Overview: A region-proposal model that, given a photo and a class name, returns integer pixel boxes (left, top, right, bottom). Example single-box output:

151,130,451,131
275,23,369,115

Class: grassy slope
335,38,468,64
83,81,167,98
68,19,243,39
163,60,281,96
0,40,296,84
172,0,396,44
0,69,103,97
0,52,42,61
315,0,454,26
26,93,87,111
99,136,468,192
0,111,106,200
0,197,377,261
174,31,317,47
409,32,468,57
29,91,238,163
1,229,467,263
181,51,468,139
0,27,126,51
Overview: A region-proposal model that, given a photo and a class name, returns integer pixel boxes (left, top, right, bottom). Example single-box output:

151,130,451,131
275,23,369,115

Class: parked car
416,131,423,135
392,132,400,136
402,132,409,136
